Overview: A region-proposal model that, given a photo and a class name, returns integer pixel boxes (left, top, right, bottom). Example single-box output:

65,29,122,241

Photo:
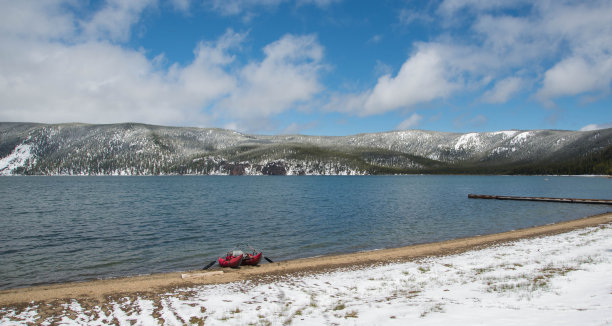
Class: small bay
0,175,610,290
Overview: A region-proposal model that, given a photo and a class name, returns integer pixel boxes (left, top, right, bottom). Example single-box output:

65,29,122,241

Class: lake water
0,175,610,290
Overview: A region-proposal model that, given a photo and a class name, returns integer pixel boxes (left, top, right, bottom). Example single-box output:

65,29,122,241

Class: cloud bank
328,0,612,119
0,0,325,130
0,0,610,133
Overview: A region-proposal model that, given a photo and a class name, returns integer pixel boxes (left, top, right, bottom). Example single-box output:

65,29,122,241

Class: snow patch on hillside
510,131,533,145
491,146,516,155
492,130,519,138
0,144,35,175
454,133,482,151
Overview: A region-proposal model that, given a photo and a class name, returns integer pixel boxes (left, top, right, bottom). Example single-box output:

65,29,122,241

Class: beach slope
1,213,611,324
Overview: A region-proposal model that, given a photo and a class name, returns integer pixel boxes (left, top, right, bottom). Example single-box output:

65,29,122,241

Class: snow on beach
2,224,612,325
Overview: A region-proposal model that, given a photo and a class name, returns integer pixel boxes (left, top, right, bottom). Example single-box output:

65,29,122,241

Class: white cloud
297,0,341,7
398,9,432,26
0,0,75,40
364,46,456,113
217,34,324,118
0,27,322,126
80,0,156,42
205,0,338,16
0,35,238,126
2,0,610,133
373,60,392,77
396,113,423,130
206,0,283,16
368,34,382,44
534,2,612,104
482,77,522,103
447,1,612,104
170,0,191,12
579,123,612,131
328,45,458,116
537,56,612,104
421,0,612,112
0,1,324,129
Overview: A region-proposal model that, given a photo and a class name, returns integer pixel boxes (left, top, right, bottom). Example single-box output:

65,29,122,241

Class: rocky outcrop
229,163,250,175
261,161,287,175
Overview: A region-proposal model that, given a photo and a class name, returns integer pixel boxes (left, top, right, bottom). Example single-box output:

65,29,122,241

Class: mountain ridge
1,122,611,175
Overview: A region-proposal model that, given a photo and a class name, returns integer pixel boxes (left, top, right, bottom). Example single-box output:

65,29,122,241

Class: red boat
218,253,243,268
241,252,262,266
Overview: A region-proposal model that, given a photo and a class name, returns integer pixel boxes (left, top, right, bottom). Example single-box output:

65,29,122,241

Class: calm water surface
0,175,610,289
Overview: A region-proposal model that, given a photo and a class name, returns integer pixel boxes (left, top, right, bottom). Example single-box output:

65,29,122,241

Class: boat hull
218,254,243,268
242,252,262,266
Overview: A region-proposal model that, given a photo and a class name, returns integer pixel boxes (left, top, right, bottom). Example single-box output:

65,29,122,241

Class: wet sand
1,212,611,307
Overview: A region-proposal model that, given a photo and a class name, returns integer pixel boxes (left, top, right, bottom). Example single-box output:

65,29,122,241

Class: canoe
241,252,262,266
218,254,243,268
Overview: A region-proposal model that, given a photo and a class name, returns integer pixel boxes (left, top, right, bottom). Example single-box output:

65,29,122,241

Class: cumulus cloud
0,31,239,126
396,113,423,130
386,1,612,113
0,1,325,129
482,77,522,103
398,9,432,26
364,47,456,113
537,56,612,105
534,2,612,104
328,45,458,116
2,0,610,132
456,1,612,105
206,0,283,16
80,0,155,42
580,123,612,131
217,34,324,119
170,0,191,12
0,0,75,40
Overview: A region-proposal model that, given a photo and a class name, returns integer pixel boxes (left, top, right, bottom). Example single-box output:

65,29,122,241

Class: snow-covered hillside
0,122,610,175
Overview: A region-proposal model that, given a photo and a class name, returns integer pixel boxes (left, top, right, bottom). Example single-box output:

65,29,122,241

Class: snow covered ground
0,144,34,175
2,224,611,325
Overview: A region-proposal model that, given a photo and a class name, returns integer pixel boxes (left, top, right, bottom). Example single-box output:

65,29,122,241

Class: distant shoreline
3,123,610,176
1,174,610,177
1,212,610,307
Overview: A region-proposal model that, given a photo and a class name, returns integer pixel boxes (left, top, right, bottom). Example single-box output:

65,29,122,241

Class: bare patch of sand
1,213,610,307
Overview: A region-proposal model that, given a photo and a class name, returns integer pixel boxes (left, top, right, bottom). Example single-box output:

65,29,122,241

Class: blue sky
0,0,611,135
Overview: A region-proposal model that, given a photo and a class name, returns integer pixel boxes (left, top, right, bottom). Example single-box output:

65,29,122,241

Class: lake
0,175,610,290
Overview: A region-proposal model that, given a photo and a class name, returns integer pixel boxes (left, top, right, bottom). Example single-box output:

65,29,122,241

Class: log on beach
468,194,612,205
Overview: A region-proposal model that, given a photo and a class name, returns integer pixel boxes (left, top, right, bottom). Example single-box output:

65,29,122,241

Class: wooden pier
468,194,612,205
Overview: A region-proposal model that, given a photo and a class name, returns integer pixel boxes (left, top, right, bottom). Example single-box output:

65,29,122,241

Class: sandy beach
1,212,610,310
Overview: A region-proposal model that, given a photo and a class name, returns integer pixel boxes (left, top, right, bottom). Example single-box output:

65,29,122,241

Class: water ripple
0,175,609,289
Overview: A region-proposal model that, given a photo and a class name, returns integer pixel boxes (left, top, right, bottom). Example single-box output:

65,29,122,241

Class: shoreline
1,212,611,307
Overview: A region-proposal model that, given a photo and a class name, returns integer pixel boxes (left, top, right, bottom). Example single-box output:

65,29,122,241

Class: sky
0,0,611,136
